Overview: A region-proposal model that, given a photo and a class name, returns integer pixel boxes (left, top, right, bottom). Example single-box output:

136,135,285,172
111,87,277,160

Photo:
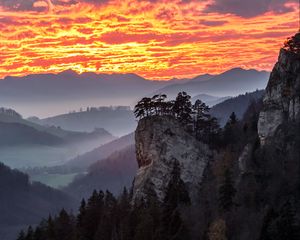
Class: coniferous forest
18,91,271,240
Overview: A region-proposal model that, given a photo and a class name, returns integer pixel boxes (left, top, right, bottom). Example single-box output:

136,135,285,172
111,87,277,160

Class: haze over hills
32,106,136,137
26,133,135,188
0,108,115,169
154,68,269,99
0,68,269,118
22,88,265,189
65,145,137,200
0,108,115,144
65,133,134,170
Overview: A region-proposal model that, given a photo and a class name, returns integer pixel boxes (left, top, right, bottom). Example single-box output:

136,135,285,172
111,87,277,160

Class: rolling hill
0,108,115,169
35,107,136,137
64,145,137,200
65,132,135,170
0,162,74,240
210,90,265,126
0,122,63,146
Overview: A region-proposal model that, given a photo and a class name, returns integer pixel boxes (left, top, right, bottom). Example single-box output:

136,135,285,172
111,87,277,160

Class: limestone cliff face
258,35,300,143
132,116,212,202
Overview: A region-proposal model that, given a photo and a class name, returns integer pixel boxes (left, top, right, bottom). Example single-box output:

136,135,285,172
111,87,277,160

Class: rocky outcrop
258,33,300,143
132,116,212,202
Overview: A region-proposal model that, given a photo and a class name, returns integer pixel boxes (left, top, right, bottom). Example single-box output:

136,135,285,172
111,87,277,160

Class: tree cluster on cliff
284,32,300,54
134,92,220,145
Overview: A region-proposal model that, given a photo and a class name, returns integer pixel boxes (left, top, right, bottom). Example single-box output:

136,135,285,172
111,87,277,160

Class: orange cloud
0,0,298,80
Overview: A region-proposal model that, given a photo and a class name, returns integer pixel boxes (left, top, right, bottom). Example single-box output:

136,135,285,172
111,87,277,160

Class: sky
0,0,299,80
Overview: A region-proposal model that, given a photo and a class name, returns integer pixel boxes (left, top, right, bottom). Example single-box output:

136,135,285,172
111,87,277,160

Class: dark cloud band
205,0,297,18
0,0,297,17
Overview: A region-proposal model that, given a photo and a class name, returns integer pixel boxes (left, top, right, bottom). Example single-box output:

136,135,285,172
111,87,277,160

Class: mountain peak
58,69,79,77
223,67,257,75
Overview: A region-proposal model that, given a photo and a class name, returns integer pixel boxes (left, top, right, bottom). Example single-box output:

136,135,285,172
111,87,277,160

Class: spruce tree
16,230,26,240
173,92,193,124
218,169,236,212
276,201,299,240
25,226,34,240
161,160,191,240
77,199,86,240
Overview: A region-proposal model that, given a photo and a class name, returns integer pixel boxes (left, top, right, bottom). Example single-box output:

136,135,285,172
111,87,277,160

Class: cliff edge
258,33,300,143
132,116,212,202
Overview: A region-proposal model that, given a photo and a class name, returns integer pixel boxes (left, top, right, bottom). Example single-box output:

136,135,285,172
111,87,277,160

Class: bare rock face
258,33,300,144
132,116,212,202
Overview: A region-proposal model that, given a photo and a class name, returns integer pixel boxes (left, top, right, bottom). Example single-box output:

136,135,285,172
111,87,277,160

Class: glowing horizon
0,0,299,80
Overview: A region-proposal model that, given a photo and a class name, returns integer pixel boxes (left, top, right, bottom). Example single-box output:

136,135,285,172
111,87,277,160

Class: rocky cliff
132,116,212,202
131,33,300,240
258,33,300,143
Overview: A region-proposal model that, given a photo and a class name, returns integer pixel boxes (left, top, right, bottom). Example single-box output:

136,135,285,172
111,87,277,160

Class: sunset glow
0,0,299,80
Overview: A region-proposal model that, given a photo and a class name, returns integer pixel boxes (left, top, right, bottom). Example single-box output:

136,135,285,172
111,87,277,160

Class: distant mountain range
0,71,168,117
154,68,269,99
0,68,269,117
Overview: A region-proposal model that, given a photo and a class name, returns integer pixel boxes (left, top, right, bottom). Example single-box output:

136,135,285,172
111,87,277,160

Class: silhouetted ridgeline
36,106,136,137
154,68,269,98
210,89,265,126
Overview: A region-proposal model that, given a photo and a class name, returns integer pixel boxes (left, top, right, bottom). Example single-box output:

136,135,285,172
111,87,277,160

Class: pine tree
25,226,34,240
118,188,131,240
160,161,191,240
16,230,26,240
173,92,193,124
276,201,299,240
55,209,75,240
33,226,43,240
229,112,237,125
77,199,86,240
46,215,56,240
218,169,236,212
193,99,210,138
83,190,105,239
223,112,240,146
260,201,300,240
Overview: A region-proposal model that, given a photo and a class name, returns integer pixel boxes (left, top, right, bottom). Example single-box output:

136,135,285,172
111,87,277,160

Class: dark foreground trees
18,168,191,240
